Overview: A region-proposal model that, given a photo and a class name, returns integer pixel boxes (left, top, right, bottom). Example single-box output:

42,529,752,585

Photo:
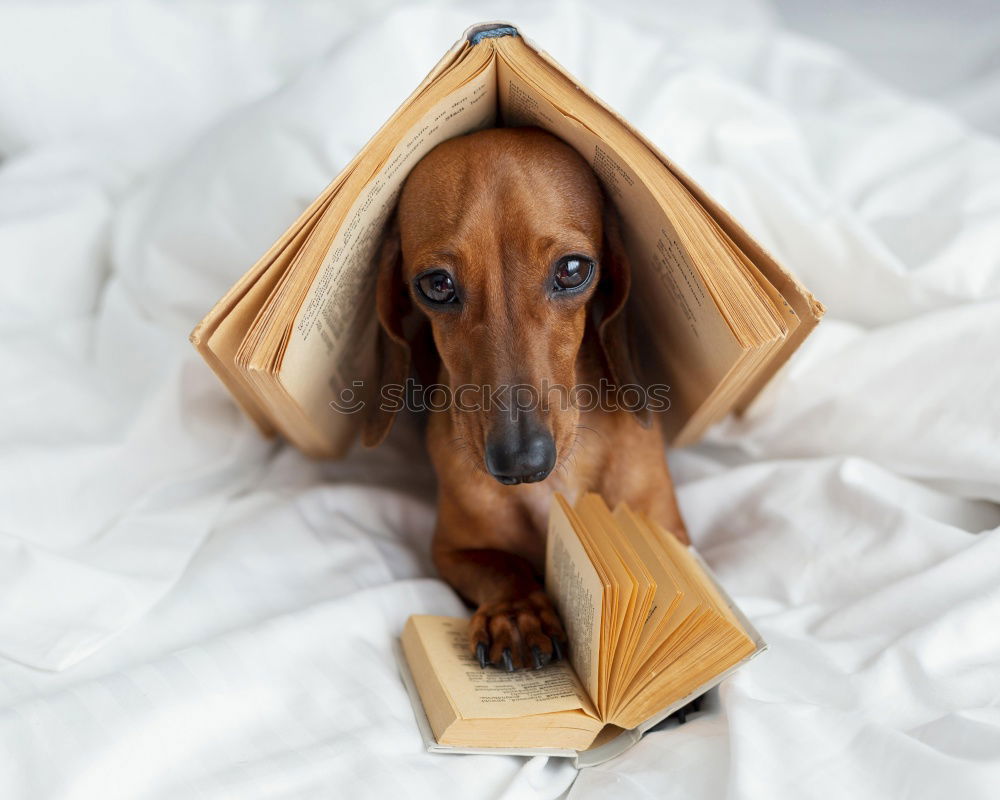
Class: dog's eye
553,256,595,292
416,270,458,305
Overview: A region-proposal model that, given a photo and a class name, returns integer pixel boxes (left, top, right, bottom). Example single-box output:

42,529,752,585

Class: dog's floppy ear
596,203,651,427
362,214,411,447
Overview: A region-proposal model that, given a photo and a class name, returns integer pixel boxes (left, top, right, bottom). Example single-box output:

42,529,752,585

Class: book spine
467,23,519,44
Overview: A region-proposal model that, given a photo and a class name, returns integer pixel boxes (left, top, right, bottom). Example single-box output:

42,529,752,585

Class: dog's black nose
484,430,556,485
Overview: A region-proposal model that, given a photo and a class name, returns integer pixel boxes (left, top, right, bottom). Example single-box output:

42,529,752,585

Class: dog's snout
485,430,556,485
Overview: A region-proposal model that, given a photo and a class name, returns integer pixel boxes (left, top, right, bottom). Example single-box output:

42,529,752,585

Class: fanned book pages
395,493,765,765
190,22,824,457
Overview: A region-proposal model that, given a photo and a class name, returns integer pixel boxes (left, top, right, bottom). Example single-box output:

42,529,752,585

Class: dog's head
362,127,645,484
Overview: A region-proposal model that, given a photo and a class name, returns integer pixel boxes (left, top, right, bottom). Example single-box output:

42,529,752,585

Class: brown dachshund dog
363,127,689,671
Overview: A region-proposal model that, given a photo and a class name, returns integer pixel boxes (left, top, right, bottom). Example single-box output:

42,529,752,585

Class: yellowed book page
553,495,615,713
576,495,651,708
615,516,750,705
580,526,616,712
277,61,499,450
206,201,332,434
190,169,344,347
571,498,630,708
401,616,460,742
640,515,719,612
612,504,682,662
571,503,620,716
609,507,705,699
645,515,747,633
192,193,337,434
494,46,746,438
546,496,607,708
408,616,597,721
440,713,603,750
591,498,660,711
613,617,756,729
622,508,701,641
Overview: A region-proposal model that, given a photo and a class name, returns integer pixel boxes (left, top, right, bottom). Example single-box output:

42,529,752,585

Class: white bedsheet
1,1,998,798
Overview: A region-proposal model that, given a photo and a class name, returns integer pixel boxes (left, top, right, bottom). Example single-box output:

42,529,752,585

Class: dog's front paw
468,590,568,671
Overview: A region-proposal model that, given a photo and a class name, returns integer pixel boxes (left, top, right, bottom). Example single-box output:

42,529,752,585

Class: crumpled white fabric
0,1,998,798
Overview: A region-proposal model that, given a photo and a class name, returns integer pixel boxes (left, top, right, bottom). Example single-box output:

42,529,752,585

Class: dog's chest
520,473,585,536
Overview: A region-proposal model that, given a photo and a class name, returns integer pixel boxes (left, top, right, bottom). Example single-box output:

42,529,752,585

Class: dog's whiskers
574,424,606,444
458,447,489,479
553,431,586,477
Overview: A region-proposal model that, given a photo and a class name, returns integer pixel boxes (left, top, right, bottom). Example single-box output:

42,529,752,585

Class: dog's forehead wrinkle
401,138,602,270
498,166,597,229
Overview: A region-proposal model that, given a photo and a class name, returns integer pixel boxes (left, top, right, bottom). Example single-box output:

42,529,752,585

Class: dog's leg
642,481,690,545
591,413,691,545
615,469,690,545
432,504,567,671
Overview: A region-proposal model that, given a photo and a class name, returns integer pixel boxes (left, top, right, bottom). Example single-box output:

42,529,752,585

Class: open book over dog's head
191,22,818,676
190,21,822,459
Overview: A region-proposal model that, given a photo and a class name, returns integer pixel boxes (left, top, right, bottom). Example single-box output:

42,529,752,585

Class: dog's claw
469,593,568,674
551,636,565,662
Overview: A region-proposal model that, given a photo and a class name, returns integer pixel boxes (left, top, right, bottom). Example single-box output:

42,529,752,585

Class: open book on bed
395,494,765,766
190,21,823,458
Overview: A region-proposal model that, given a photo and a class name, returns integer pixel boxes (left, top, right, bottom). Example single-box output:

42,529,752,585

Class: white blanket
1,1,998,798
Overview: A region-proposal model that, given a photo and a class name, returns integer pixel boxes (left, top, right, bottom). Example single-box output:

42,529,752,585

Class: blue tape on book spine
469,26,519,45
